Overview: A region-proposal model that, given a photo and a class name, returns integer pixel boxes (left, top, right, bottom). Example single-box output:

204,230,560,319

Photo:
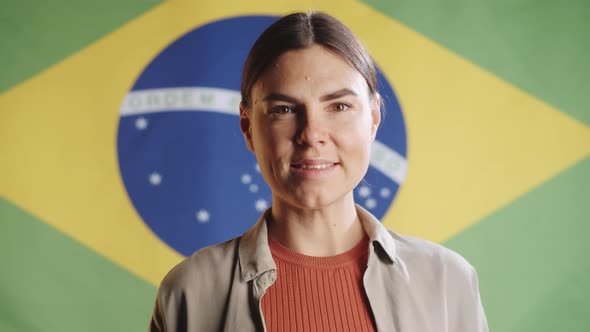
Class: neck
268,194,365,256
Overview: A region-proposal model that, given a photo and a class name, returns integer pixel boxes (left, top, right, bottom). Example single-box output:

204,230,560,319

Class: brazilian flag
1,1,588,331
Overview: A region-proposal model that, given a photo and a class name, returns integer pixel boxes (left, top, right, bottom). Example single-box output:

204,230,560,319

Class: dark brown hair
240,12,378,107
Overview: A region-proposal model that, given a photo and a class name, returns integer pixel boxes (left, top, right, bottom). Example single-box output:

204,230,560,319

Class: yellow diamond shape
0,0,588,286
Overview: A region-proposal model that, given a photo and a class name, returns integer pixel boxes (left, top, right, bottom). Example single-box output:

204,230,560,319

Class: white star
196,209,210,223
149,172,162,186
255,163,261,173
365,198,377,209
255,199,269,212
380,187,391,198
358,185,371,198
241,174,252,184
249,184,259,193
135,117,148,130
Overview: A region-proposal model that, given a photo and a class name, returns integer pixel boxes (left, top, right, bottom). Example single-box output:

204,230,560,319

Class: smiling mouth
291,163,335,170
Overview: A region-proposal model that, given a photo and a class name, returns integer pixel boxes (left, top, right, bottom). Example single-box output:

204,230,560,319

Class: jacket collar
238,209,276,281
356,205,397,264
238,204,397,281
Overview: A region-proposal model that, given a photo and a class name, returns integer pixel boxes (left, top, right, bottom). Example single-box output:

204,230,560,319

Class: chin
288,190,354,212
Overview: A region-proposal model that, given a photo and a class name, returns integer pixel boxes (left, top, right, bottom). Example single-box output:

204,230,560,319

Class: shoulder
378,229,488,330
158,237,241,295
150,237,243,331
386,229,477,280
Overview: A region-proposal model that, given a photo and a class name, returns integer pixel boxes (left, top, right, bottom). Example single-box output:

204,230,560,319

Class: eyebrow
319,88,357,101
262,88,358,104
262,93,299,104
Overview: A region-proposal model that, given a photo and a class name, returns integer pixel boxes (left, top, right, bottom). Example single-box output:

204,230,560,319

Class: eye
331,103,350,112
270,105,295,114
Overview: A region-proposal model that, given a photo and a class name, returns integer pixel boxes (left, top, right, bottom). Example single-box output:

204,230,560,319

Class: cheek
336,120,373,162
351,136,372,161
338,113,373,139
251,119,296,160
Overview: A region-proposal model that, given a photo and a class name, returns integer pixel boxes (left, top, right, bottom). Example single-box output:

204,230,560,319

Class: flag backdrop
1,0,589,331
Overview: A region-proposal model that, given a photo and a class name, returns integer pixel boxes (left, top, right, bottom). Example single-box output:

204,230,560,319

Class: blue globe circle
117,16,407,256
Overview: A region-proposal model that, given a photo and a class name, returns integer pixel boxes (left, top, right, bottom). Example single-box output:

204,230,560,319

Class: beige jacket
149,206,488,331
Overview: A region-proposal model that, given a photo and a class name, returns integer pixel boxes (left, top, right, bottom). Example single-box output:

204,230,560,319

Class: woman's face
240,44,381,211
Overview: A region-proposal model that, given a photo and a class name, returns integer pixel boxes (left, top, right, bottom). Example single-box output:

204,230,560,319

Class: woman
150,12,488,332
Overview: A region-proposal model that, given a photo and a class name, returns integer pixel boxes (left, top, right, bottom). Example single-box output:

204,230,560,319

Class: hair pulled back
240,12,378,107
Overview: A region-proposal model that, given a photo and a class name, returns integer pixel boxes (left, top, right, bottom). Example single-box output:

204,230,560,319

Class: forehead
252,44,369,100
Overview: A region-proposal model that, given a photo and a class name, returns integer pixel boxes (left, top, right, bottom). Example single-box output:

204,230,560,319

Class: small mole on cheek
305,76,310,80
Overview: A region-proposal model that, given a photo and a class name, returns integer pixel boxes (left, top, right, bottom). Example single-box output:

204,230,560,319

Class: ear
370,93,382,141
239,102,255,152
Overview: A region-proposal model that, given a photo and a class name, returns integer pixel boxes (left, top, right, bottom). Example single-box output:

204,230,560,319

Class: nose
295,109,328,146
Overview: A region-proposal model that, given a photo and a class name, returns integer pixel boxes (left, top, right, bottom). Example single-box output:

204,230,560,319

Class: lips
291,162,335,170
291,159,337,168
290,160,339,178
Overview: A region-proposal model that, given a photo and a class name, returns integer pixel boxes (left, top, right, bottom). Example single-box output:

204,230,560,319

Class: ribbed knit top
261,236,375,332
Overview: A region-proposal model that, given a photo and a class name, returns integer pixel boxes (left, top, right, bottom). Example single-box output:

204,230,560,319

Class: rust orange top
261,236,375,332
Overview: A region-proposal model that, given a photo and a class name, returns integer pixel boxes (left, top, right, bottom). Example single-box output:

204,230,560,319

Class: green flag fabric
1,1,588,331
